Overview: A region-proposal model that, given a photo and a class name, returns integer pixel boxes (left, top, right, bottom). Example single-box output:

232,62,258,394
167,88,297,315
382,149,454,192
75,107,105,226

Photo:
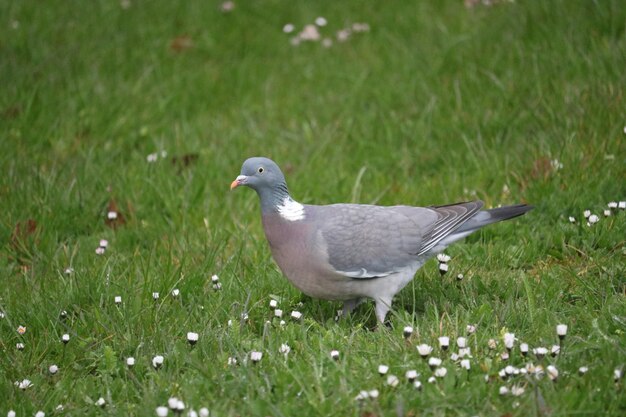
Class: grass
1,0,625,415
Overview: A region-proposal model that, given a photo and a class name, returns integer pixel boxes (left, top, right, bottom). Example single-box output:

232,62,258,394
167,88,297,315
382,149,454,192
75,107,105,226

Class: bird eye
258,167,264,173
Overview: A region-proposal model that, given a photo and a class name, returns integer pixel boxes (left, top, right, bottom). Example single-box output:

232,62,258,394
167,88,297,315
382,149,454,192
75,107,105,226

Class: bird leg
374,297,393,324
341,298,365,317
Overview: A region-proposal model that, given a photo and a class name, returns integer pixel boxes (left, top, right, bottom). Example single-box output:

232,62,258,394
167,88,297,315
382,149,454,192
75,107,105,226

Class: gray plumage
231,157,533,323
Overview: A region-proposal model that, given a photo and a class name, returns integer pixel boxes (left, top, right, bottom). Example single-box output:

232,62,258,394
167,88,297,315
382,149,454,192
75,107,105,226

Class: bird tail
454,204,533,234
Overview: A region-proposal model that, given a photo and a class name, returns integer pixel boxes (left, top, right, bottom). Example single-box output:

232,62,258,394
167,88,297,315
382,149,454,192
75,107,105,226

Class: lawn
1,0,625,415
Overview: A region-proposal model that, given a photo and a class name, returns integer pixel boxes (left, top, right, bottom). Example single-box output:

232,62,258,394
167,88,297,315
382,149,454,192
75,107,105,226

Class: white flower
414,380,423,390
466,324,476,334
403,326,414,338
546,365,558,381
352,22,370,32
501,351,511,361
269,299,278,309
95,247,105,255
405,370,419,381
568,216,576,223
487,338,497,349
583,210,591,218
250,351,263,362
438,263,449,274
416,344,433,357
456,273,464,281
428,376,436,384
35,412,45,417
355,390,369,401
578,366,589,375
126,357,135,367
168,398,179,410
114,296,122,304
64,267,74,275
199,408,210,417
290,310,303,320
505,365,516,376
368,389,379,399
152,355,164,369
336,29,351,42
279,320,286,326
95,397,106,407
147,153,158,163
550,345,560,356
588,214,599,225
619,201,626,209
499,386,509,396
457,336,467,349
227,357,237,366
279,343,291,355
99,239,108,248
175,400,185,411
550,159,563,171
608,201,618,209
520,343,529,355
187,332,199,345
49,364,59,375
603,209,611,217
152,292,160,300
434,367,447,378
615,368,623,382
171,289,180,297
8,411,16,417
107,211,118,220
61,334,70,344
60,310,68,319
211,274,219,283
299,24,320,41
322,38,333,48
498,369,507,378
450,352,459,361
330,350,340,360
274,309,283,318
18,379,33,389
428,357,442,368
283,23,295,33
438,336,450,349
156,406,169,417
386,375,399,387
437,253,451,263
315,17,327,27
458,347,471,358
460,359,471,370
16,342,24,351
377,364,389,375
503,333,515,350
556,324,568,338
212,282,222,290
533,347,548,359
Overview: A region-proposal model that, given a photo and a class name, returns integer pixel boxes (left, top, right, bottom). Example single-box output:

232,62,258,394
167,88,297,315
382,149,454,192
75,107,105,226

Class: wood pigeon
231,157,532,323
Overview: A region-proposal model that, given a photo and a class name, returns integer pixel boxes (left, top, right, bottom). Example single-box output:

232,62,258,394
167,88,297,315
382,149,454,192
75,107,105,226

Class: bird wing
312,204,439,278
312,201,484,278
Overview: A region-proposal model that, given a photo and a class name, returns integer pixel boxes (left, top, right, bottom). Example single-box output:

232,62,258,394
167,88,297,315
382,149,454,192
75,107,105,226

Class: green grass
1,0,625,415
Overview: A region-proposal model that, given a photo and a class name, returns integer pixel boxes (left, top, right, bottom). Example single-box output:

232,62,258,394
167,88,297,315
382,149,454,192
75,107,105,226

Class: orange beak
230,175,247,190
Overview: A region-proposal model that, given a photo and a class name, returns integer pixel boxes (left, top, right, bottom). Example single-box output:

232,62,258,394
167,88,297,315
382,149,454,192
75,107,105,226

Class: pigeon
231,157,533,323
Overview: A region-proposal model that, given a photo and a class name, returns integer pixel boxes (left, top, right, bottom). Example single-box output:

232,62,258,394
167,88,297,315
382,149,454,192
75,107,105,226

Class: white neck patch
277,197,305,221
